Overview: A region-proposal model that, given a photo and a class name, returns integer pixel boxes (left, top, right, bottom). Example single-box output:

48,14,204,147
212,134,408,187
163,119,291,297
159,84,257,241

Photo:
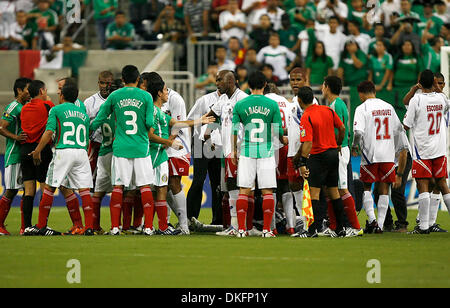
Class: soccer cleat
0,226,10,236
127,226,143,235
247,227,263,237
143,228,154,236
39,226,62,236
318,227,337,238
394,224,408,233
285,228,295,235
19,228,25,235
22,226,40,236
408,225,430,235
428,224,448,233
177,227,190,235
63,226,85,235
383,223,395,232
82,228,94,236
364,220,382,234
93,227,105,235
261,230,276,238
216,226,238,236
109,227,121,235
156,226,182,235
190,217,204,231
236,229,247,238
291,228,310,238
344,227,363,237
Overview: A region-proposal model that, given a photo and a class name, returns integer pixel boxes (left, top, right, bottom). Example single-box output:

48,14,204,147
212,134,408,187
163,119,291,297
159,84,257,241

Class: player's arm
402,95,418,131
230,106,242,165
29,108,56,165
293,115,312,178
90,95,113,132
351,107,365,155
148,127,183,150
393,133,409,189
273,103,288,145
169,113,216,129
403,83,421,106
0,119,27,142
332,109,345,149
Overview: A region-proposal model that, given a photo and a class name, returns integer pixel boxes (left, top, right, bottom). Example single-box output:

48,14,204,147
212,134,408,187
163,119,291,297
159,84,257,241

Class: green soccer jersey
75,98,87,114
46,102,90,150
394,55,420,87
1,100,23,167
306,55,334,85
369,52,393,86
150,106,171,168
329,97,349,148
84,0,118,20
98,114,115,156
287,6,314,31
339,50,368,86
232,95,283,158
91,86,154,159
29,8,58,27
105,22,135,50
421,43,441,73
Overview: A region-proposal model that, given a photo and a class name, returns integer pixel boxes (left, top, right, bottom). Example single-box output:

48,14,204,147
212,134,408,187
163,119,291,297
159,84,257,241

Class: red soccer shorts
168,154,190,176
225,154,238,179
276,145,289,180
412,156,448,179
360,162,396,183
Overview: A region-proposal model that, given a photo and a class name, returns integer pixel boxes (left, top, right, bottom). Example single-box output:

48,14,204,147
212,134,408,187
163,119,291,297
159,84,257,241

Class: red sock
92,196,101,230
133,194,143,228
236,194,248,231
222,194,230,228
110,188,123,228
80,190,94,229
122,196,133,230
327,199,337,230
20,198,24,231
262,194,274,231
247,195,255,230
65,193,83,228
37,188,54,229
342,193,360,229
140,187,155,229
155,200,168,230
0,196,12,227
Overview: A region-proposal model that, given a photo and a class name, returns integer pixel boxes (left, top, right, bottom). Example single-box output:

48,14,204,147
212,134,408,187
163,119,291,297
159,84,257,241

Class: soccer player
30,82,94,236
232,71,288,238
403,70,450,234
292,86,347,238
90,65,155,236
0,78,31,235
352,81,405,233
322,76,362,237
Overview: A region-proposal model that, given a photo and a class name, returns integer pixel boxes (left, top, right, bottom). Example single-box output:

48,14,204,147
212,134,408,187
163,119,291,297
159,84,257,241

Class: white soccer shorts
338,146,350,190
94,152,113,193
46,148,93,189
4,163,22,190
153,161,169,187
111,155,154,187
237,156,277,189
220,166,227,192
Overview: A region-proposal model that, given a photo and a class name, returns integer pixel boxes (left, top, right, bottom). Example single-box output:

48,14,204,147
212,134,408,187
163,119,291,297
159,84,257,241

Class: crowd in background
1,0,450,86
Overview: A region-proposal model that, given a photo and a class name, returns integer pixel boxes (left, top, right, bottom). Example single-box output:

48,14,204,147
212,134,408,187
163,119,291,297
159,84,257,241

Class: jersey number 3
124,110,138,135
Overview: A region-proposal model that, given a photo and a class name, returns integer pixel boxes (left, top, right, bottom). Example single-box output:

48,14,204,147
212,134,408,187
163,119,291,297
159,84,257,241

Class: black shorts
20,143,53,183
307,148,339,189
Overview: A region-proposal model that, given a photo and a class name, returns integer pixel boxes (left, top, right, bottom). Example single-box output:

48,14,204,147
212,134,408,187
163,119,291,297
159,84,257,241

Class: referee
292,86,347,237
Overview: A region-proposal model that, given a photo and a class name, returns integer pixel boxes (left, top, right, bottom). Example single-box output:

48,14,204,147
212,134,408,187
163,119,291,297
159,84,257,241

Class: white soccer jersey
84,92,107,143
256,46,296,81
161,88,191,157
211,88,248,157
265,93,291,150
353,98,404,165
403,92,448,160
187,90,221,138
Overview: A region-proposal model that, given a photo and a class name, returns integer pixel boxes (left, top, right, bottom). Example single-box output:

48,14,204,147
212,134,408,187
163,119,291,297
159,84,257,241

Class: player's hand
29,150,41,166
281,136,289,145
201,114,216,125
300,166,309,179
338,145,342,155
16,131,27,142
392,175,402,189
231,151,238,166
170,139,183,150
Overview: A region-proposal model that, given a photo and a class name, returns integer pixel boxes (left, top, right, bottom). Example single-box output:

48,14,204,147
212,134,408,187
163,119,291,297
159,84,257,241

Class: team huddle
0,65,449,237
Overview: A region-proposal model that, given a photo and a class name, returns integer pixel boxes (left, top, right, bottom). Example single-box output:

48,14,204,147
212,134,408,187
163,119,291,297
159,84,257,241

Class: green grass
0,206,449,288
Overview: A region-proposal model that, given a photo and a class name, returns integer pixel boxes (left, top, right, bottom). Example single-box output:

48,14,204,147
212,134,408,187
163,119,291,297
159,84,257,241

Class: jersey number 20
63,123,87,147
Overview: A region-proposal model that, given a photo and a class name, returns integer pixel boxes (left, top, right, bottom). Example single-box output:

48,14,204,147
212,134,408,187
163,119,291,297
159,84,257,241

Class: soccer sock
109,187,123,229
363,191,376,223
292,190,303,215
331,198,346,232
166,204,171,223
429,193,441,226
22,195,34,228
282,192,295,229
326,198,337,230
122,196,133,230
376,195,389,230
20,198,24,231
418,192,430,230
247,195,255,230
92,196,101,230
171,190,188,230
36,188,54,229
133,194,144,228
271,193,277,231
342,193,360,229
155,200,169,231
222,194,231,228
0,196,12,227
140,187,155,229
442,193,450,218
236,194,248,231
228,190,239,229
65,193,83,228
262,194,275,232
80,190,94,229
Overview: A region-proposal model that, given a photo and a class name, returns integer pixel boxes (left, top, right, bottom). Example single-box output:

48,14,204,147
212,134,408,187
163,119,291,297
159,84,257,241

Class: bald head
216,70,237,96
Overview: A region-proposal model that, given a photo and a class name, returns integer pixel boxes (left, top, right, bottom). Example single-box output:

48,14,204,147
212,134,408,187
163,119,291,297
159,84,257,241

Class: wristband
299,156,308,167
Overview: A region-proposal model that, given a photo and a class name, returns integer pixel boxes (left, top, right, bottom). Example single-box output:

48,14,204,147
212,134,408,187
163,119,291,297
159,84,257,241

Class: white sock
443,193,450,217
418,192,430,230
377,195,389,230
282,192,295,229
271,193,277,231
166,205,172,223
292,190,303,216
169,190,188,230
429,193,441,226
228,190,239,229
363,191,376,223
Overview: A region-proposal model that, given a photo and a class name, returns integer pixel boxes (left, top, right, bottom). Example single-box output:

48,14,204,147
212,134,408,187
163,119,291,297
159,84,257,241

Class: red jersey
300,104,343,155
20,98,54,143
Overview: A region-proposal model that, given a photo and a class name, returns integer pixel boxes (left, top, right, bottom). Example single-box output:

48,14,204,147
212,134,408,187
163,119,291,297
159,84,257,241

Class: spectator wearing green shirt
368,23,392,56
305,41,334,86
337,39,368,86
417,2,443,37
420,35,444,74
84,0,118,49
28,0,59,49
287,0,314,32
368,40,394,92
8,10,38,50
393,40,420,87
278,13,301,50
105,11,136,50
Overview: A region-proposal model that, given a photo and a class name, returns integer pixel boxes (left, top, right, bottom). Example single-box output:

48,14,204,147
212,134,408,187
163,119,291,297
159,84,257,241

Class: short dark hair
13,77,32,97
324,76,342,95
357,81,376,94
435,72,445,80
122,65,140,84
261,63,274,71
115,10,125,17
248,71,267,90
419,69,435,89
58,77,77,86
297,86,314,104
28,80,45,98
329,15,340,23
263,82,280,95
61,83,79,103
145,72,165,100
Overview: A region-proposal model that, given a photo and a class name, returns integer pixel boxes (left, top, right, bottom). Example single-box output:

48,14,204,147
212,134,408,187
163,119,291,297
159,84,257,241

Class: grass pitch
0,206,449,288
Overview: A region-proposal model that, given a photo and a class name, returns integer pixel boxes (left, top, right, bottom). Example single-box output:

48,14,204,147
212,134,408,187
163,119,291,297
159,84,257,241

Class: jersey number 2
250,118,264,142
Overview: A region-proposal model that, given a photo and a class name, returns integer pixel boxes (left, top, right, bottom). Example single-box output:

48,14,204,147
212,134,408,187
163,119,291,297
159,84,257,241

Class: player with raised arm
403,70,450,234
232,71,288,238
352,81,406,233
90,65,155,236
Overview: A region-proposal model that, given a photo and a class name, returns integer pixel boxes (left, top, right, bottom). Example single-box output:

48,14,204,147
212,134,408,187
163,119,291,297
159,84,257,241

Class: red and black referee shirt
20,98,54,144
300,104,344,155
